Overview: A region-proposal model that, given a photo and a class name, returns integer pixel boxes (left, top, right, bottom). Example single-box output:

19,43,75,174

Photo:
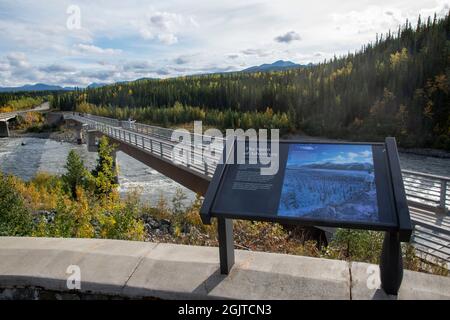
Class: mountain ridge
291,161,374,171
242,60,304,72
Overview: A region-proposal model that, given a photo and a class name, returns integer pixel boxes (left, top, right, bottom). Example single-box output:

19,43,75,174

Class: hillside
51,13,450,150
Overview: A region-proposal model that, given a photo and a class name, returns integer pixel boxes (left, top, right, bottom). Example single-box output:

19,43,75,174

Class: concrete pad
206,251,350,300
351,262,450,300
123,243,221,299
124,244,351,300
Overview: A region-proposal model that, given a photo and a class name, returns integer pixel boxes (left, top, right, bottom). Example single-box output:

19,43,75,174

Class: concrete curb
0,237,448,300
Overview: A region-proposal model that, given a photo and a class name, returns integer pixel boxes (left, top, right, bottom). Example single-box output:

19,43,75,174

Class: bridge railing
78,112,225,142
81,113,120,127
77,116,221,177
402,170,449,213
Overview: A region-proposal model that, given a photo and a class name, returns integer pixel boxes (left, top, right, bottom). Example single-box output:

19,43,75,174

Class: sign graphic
278,144,379,223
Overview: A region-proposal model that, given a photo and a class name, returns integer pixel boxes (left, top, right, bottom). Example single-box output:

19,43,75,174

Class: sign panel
277,143,378,223
202,139,411,235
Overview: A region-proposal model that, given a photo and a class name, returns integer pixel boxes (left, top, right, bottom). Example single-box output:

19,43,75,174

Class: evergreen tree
91,136,118,196
62,150,89,199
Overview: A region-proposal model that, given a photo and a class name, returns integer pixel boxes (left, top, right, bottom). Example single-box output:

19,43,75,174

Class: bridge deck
65,112,450,266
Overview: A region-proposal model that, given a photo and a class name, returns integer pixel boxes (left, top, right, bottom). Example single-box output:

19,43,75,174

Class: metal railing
402,170,449,213
70,114,221,178
411,219,450,265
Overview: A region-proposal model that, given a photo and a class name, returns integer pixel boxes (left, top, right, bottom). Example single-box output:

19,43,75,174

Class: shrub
91,136,118,196
323,229,384,264
0,172,32,236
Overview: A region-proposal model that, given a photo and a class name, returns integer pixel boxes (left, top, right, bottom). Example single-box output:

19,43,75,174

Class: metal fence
402,170,449,213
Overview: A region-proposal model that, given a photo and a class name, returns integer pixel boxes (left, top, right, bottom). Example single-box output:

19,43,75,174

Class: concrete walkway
0,237,448,300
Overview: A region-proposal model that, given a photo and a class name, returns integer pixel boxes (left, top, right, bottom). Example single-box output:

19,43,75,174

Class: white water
0,137,195,206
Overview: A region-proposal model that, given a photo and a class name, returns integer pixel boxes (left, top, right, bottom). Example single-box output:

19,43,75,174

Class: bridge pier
87,130,99,152
76,127,84,144
0,121,10,137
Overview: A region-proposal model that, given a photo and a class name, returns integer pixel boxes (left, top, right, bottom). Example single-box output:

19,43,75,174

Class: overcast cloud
0,0,448,87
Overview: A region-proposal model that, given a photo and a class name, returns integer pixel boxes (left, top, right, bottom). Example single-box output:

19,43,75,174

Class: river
0,137,449,206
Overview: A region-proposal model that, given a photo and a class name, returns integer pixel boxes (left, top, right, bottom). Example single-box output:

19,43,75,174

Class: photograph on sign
277,144,379,223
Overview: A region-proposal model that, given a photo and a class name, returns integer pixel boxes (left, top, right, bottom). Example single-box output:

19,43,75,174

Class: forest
0,94,46,113
9,13,450,150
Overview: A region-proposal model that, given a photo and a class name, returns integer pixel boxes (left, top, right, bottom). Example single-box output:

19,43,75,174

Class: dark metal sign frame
200,137,412,295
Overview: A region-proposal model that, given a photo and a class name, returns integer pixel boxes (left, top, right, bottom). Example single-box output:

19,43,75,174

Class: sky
0,0,448,87
287,144,374,166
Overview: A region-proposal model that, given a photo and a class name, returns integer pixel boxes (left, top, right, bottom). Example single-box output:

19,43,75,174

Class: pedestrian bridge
64,112,450,266
0,102,50,137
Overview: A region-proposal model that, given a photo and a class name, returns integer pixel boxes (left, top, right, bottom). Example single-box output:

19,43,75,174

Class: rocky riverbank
9,127,80,144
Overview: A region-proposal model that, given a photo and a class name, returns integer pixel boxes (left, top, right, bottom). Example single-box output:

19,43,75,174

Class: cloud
123,61,152,72
79,69,118,81
6,52,29,68
137,10,197,45
227,54,239,60
155,69,170,75
75,44,122,55
174,55,192,65
298,146,315,150
274,31,301,43
331,2,450,37
39,64,76,73
241,48,272,57
0,62,9,72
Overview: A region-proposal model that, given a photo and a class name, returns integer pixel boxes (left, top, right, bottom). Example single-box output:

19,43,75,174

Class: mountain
242,60,303,72
87,82,108,89
0,83,73,92
299,162,374,171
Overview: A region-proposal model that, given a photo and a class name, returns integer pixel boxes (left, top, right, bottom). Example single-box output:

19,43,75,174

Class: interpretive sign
200,137,412,295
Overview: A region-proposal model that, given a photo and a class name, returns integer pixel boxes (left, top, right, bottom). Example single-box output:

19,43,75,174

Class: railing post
439,180,448,214
186,147,189,167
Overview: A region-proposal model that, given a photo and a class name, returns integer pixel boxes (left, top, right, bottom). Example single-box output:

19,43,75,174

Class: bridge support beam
0,121,10,138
